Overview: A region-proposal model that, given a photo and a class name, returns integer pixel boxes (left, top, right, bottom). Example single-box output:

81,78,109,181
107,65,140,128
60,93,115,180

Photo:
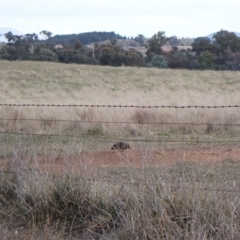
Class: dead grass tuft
132,110,157,124
1,155,240,239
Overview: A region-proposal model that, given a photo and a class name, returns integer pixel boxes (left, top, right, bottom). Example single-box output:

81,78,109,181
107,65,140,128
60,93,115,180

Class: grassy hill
0,60,239,105
1,60,240,129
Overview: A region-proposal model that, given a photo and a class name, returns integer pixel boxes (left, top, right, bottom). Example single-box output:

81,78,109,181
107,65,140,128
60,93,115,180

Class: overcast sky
0,0,239,38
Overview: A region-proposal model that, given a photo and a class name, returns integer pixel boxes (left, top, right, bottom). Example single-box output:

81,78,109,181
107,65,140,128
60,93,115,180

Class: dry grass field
1,60,240,124
1,60,240,105
1,60,240,239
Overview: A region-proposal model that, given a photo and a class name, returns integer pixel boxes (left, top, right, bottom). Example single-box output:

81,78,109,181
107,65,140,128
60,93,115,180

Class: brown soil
38,147,240,172
2,147,239,174
79,148,239,167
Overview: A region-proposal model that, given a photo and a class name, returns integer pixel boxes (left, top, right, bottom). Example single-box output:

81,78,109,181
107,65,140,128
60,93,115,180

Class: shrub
124,50,145,67
150,55,168,68
198,51,215,69
167,50,195,69
111,46,125,66
56,50,95,64
99,47,115,65
222,50,240,70
0,43,31,61
0,47,14,60
87,127,103,136
32,48,59,62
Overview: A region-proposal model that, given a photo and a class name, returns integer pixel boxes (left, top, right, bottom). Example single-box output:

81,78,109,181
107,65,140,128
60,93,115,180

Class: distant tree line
48,31,127,45
0,30,144,66
0,29,240,70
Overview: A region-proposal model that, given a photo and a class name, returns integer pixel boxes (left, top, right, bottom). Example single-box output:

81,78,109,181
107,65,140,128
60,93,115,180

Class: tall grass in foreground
1,153,240,239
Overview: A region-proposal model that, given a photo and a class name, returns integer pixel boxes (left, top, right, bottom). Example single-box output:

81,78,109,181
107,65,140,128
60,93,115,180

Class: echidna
111,142,130,150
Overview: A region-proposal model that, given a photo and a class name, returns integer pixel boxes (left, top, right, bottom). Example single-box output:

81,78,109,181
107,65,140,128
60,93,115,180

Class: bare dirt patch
77,148,240,167
15,146,239,174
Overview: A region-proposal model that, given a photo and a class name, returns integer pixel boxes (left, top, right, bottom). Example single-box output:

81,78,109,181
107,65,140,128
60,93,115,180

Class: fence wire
1,103,240,108
1,114,240,193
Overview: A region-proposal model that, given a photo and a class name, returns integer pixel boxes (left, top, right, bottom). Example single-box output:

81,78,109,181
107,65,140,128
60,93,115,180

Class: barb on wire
1,103,240,108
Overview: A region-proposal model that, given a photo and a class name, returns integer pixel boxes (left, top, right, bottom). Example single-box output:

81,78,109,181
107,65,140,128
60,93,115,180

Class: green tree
150,55,168,68
56,49,95,64
40,30,53,40
32,48,58,62
3,32,40,60
4,31,15,43
0,46,16,60
93,44,126,66
111,46,125,66
24,33,38,43
213,30,240,53
134,34,146,46
198,51,215,69
124,49,145,66
191,37,215,54
145,31,171,62
47,31,125,45
99,47,114,65
221,49,240,70
167,49,195,69
73,40,83,50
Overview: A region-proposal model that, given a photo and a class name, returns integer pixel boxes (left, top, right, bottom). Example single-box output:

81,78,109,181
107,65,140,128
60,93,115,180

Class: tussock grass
1,106,240,142
1,156,240,239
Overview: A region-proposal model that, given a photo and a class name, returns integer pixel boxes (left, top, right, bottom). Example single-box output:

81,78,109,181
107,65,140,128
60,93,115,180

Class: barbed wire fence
1,103,240,108
1,104,240,193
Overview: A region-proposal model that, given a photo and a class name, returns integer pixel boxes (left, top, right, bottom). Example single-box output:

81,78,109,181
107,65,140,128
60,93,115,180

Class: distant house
54,44,64,50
